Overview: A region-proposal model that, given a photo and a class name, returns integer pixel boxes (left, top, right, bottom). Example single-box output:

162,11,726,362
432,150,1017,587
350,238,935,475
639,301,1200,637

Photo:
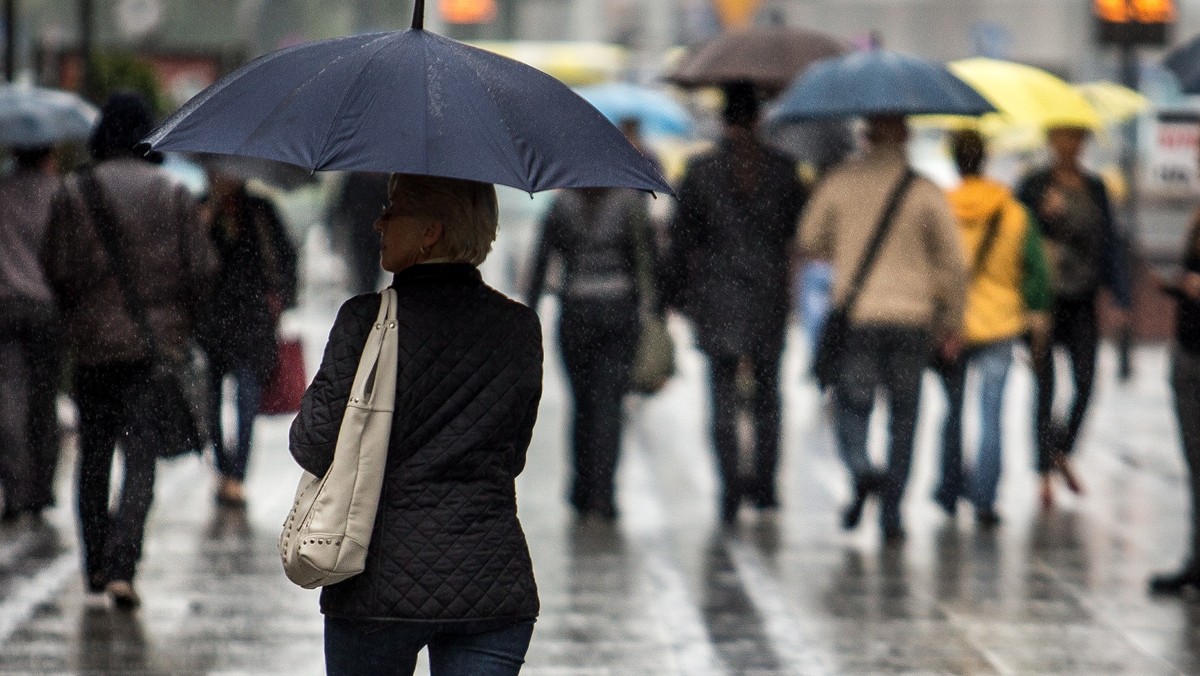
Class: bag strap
840,168,917,315
971,206,1006,279
79,169,164,362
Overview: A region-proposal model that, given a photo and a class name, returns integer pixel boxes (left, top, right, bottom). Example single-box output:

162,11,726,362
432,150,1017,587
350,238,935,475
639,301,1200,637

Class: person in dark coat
1016,125,1132,510
1149,215,1200,593
0,145,63,522
329,172,390,294
196,166,298,506
664,82,808,523
291,173,542,676
43,92,218,608
526,187,659,520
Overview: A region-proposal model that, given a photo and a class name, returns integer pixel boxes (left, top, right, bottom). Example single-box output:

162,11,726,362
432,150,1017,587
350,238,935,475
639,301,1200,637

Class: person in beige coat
799,116,967,542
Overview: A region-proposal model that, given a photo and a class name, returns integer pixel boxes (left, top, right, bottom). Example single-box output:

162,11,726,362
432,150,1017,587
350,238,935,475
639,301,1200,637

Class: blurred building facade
9,1,1200,88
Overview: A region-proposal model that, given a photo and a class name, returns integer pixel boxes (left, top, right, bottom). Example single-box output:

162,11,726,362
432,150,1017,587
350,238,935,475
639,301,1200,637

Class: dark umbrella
666,26,847,94
143,1,671,195
770,50,996,122
1164,35,1200,94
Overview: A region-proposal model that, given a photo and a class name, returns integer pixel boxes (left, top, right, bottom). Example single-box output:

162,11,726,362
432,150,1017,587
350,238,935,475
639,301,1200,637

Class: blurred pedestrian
291,173,542,675
196,165,297,507
330,172,390,294
799,116,966,541
526,187,659,520
1016,125,1132,510
1149,214,1200,594
43,92,218,608
665,82,808,523
934,129,1052,527
0,145,63,522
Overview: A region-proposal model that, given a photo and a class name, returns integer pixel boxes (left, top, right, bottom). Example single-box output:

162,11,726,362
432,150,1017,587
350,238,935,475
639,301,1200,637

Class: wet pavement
2,249,1200,675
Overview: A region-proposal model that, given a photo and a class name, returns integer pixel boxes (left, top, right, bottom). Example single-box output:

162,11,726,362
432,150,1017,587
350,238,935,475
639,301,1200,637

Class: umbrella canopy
574,82,693,137
947,58,1102,131
770,50,995,122
1165,35,1200,94
1074,82,1150,125
666,26,846,92
144,4,671,195
0,84,99,148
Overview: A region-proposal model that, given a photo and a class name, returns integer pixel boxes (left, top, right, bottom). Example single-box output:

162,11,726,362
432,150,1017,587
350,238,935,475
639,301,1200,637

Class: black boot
841,472,879,531
1149,565,1200,594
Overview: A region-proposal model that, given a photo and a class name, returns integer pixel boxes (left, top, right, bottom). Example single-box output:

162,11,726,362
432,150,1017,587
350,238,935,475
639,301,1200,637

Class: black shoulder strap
841,169,917,314
971,206,1006,279
79,169,163,361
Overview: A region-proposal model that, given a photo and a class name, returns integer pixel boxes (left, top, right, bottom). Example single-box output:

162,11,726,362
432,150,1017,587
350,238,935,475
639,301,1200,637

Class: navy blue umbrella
770,50,996,122
144,2,671,195
1164,36,1200,94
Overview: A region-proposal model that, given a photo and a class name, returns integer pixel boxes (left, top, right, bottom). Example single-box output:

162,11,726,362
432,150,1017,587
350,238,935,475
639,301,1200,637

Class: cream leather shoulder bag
280,289,397,589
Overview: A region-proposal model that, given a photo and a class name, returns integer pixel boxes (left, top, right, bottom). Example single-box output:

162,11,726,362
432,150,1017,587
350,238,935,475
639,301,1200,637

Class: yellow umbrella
1074,82,1150,124
946,57,1103,131
468,41,628,86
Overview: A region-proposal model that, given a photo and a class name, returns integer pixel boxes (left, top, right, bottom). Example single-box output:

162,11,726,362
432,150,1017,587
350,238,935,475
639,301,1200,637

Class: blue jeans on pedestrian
324,616,535,676
833,325,931,533
936,340,1015,513
208,364,263,482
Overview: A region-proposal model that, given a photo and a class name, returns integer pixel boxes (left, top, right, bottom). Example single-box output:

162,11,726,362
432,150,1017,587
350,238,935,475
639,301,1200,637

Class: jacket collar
391,262,481,287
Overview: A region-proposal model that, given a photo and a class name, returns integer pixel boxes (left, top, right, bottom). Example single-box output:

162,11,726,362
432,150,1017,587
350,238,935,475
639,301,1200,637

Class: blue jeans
833,326,931,532
209,365,263,482
324,617,535,676
937,340,1015,512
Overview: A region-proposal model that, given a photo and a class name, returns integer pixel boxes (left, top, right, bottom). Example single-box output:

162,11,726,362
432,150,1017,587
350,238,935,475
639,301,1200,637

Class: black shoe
720,493,740,525
748,487,780,511
1149,567,1200,594
976,509,1002,529
932,486,959,517
882,525,907,544
842,472,881,531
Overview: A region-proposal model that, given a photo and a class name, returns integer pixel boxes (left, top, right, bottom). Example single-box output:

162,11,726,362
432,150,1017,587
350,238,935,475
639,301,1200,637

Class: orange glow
440,0,498,24
1094,0,1176,23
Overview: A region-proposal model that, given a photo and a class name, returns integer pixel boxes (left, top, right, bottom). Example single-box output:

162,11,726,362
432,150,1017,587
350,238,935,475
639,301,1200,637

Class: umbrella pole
412,0,424,30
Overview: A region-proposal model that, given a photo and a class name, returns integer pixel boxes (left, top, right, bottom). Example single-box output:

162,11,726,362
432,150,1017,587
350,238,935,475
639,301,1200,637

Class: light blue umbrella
0,84,99,148
770,50,995,122
575,82,693,137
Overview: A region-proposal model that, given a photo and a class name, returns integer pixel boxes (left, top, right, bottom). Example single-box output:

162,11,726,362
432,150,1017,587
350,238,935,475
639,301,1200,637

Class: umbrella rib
452,51,535,192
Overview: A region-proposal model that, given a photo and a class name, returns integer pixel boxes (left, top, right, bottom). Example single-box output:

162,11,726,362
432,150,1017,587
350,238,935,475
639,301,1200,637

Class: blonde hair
388,173,498,266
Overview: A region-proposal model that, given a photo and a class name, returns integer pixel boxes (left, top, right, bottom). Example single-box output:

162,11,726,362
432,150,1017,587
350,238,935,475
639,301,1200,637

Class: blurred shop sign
712,0,762,28
1095,0,1176,46
440,0,497,24
1145,110,1200,198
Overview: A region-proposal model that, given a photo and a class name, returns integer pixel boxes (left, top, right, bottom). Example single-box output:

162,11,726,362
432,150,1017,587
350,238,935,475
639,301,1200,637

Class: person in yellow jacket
933,130,1052,526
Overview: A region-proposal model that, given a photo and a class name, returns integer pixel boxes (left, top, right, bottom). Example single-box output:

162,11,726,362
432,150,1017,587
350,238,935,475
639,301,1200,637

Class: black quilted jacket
290,263,543,622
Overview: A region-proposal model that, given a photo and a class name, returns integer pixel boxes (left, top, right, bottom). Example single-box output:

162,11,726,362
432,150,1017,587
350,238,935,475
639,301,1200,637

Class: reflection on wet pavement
1,286,1199,675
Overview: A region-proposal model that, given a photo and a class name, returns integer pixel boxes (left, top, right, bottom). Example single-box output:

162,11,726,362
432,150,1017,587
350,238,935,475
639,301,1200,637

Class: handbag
260,336,307,415
630,213,675,394
812,169,917,390
80,170,210,458
280,289,397,589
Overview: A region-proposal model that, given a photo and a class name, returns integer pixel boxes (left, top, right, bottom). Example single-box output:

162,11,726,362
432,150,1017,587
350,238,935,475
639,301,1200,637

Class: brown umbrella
667,26,847,94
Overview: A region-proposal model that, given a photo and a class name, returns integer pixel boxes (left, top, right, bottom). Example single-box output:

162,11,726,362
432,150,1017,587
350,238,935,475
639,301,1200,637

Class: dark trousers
0,300,60,513
209,364,264,482
707,350,783,503
558,301,638,515
833,326,930,531
1033,297,1098,472
1173,349,1200,565
75,362,160,584
324,617,535,676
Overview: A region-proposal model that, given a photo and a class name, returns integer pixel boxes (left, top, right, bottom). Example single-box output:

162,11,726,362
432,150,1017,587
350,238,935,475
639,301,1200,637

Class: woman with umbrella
143,4,670,667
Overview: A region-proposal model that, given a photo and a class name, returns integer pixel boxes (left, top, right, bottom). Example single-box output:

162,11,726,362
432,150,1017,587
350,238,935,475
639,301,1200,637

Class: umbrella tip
412,0,425,29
